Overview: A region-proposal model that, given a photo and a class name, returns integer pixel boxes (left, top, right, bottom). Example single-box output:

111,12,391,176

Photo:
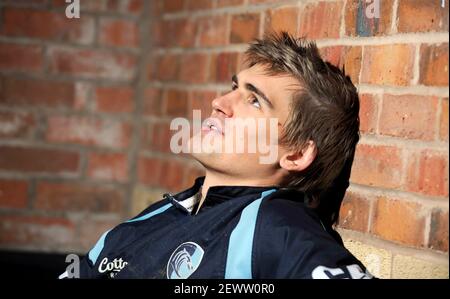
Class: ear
279,141,317,172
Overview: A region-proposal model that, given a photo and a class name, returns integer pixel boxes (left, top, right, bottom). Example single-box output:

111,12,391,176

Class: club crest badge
167,242,204,279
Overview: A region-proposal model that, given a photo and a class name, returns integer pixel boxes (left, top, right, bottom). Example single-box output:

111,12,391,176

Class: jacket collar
166,176,279,214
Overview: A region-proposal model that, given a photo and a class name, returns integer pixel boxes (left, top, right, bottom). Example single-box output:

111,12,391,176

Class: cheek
257,118,280,145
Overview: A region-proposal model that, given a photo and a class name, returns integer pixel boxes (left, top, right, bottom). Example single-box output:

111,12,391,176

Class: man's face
189,63,301,181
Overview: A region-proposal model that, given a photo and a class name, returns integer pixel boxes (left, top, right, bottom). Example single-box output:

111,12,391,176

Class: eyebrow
232,74,274,109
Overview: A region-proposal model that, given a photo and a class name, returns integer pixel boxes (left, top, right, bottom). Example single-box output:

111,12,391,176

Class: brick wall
0,0,147,253
0,0,448,278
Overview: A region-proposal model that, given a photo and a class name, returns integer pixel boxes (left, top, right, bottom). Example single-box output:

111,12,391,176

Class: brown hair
244,31,360,226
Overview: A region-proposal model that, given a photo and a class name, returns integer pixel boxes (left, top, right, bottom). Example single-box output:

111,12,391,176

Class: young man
69,32,373,279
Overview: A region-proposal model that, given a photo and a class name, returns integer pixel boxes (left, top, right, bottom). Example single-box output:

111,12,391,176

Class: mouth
201,118,224,135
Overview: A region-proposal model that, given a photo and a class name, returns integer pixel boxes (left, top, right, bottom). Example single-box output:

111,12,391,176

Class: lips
202,118,224,135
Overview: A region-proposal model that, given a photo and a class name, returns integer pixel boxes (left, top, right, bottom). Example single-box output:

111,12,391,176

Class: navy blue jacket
77,177,372,279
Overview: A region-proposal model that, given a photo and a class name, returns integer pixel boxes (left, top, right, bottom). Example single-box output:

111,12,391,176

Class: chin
189,150,233,174
190,150,220,167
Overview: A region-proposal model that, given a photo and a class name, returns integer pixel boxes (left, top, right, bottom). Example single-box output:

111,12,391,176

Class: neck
194,169,281,215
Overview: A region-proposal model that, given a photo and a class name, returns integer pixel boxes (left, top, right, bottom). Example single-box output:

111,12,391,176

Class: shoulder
257,189,328,238
253,189,370,278
107,197,172,240
86,197,171,265
254,188,344,262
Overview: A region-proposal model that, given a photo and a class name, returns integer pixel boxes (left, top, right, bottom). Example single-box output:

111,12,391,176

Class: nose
211,93,234,118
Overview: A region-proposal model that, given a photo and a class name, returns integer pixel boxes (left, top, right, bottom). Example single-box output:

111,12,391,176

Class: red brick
0,214,75,249
0,111,35,138
379,95,439,140
319,46,343,67
142,87,163,116
105,0,131,13
139,123,153,152
371,196,426,247
358,94,378,134
35,181,123,213
94,86,134,114
338,191,370,232
264,6,298,36
52,0,99,10
344,0,394,37
53,0,143,15
197,15,228,47
138,156,162,186
0,179,28,209
150,0,164,16
3,0,48,5
110,0,144,15
149,122,173,153
0,76,75,108
230,13,260,44
139,122,156,152
126,0,144,14
48,46,136,80
361,44,415,86
406,150,449,197
146,59,154,81
249,0,281,3
190,90,215,116
73,82,91,111
162,0,185,12
209,52,239,83
0,43,43,72
184,164,205,187
217,0,244,8
46,116,131,149
237,52,247,71
298,2,342,39
152,18,197,48
149,53,180,81
159,159,186,191
440,98,448,141
429,208,449,252
186,0,213,10
351,144,403,189
319,46,362,84
0,146,79,174
51,0,65,6
397,0,449,33
1,7,94,44
164,89,189,117
98,18,139,48
342,47,362,84
87,152,129,183
178,53,209,83
419,43,449,87
77,215,122,251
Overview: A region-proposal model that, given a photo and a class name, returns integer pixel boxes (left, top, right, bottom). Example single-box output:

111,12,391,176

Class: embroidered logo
98,257,128,278
167,242,204,279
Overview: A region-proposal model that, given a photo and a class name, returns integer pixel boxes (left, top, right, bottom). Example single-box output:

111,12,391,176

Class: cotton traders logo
98,257,128,278
167,242,204,279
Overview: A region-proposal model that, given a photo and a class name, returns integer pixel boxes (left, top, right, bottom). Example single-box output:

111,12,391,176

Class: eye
249,96,261,109
231,83,238,91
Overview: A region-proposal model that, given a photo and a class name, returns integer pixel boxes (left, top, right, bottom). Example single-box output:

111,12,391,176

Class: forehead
237,64,302,107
